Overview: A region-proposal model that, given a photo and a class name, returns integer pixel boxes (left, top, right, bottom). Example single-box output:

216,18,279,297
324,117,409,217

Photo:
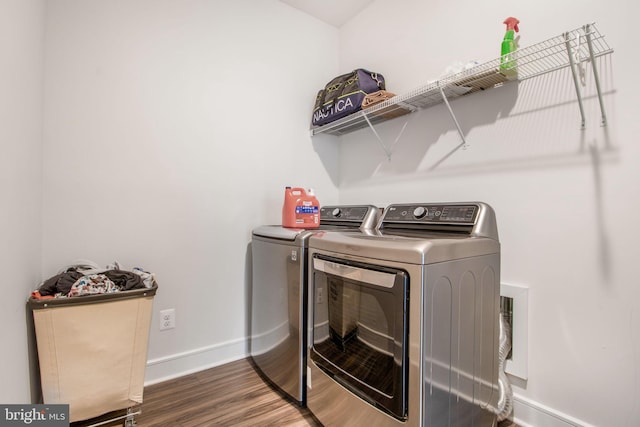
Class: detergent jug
282,187,320,229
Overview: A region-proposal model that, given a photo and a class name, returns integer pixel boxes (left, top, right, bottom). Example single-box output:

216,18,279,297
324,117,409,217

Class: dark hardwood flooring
72,358,518,426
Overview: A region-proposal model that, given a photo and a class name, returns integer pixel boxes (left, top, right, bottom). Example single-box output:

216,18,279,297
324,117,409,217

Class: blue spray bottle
500,17,520,79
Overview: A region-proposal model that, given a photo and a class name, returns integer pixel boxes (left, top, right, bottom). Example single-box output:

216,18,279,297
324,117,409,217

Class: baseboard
512,393,596,427
144,337,248,386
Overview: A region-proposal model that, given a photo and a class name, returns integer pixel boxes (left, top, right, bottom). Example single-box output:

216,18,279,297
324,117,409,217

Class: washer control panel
320,205,376,222
383,204,478,225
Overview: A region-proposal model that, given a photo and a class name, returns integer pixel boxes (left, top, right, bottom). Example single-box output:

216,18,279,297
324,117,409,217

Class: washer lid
252,225,310,241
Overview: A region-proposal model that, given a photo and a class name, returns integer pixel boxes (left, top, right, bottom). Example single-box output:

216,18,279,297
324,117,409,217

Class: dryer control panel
379,202,498,240
383,204,478,224
378,202,498,241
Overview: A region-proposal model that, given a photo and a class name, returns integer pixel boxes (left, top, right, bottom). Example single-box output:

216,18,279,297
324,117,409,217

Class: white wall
41,0,339,383
8,2,637,425
336,1,640,426
0,0,45,403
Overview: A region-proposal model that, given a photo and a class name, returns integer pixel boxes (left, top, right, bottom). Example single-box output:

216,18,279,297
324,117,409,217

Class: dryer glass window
310,254,409,420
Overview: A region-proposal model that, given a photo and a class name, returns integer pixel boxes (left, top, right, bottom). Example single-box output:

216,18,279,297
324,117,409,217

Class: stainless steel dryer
307,202,500,426
250,205,380,405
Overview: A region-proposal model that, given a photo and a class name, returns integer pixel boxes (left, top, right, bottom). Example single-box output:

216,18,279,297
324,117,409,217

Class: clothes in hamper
103,269,145,291
37,265,147,297
67,274,118,297
38,271,84,296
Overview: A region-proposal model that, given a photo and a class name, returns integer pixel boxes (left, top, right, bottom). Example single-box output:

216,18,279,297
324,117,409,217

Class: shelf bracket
564,31,587,130
439,86,468,149
584,23,608,127
362,111,410,160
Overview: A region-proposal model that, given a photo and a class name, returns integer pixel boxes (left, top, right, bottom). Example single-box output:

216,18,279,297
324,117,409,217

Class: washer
307,202,500,426
250,205,380,405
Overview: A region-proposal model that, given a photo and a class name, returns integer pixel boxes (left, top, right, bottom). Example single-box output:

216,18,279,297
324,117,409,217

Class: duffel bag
311,69,385,127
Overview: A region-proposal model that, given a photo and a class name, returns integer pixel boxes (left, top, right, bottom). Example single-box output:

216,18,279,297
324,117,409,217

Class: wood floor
72,358,518,427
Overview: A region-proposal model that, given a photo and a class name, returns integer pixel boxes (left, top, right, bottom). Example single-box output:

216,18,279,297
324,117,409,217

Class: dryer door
310,254,409,420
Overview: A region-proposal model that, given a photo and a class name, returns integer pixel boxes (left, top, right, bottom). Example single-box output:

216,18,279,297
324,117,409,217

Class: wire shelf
310,23,613,137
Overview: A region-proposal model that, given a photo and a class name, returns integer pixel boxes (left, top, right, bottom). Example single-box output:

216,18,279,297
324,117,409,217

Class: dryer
250,205,380,405
307,202,500,426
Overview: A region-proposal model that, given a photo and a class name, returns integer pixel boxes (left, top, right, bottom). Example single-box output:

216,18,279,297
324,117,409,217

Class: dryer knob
332,208,342,218
413,206,427,219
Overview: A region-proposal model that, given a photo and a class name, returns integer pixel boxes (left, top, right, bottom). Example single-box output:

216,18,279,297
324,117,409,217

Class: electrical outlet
316,287,324,304
160,308,175,331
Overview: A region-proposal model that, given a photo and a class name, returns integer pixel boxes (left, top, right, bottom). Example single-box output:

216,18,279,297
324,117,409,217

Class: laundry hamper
29,284,157,424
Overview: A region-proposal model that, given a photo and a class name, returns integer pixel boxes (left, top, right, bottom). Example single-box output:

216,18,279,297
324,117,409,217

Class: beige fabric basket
30,286,156,422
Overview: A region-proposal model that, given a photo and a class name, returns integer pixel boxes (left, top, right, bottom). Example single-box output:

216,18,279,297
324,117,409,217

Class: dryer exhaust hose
497,311,514,421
